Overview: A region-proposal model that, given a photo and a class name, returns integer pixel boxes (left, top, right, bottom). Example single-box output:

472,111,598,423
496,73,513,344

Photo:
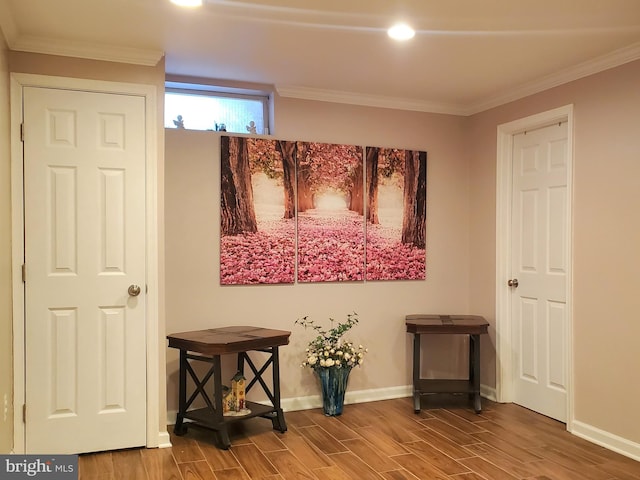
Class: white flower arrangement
295,313,368,370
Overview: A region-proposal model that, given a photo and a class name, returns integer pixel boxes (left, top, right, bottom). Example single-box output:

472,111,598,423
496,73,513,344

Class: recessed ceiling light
170,0,203,7
388,23,415,41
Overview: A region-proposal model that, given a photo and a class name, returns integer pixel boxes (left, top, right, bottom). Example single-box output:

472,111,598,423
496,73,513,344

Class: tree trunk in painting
349,160,364,214
401,150,427,248
296,142,314,212
276,140,296,219
220,136,258,235
366,147,379,224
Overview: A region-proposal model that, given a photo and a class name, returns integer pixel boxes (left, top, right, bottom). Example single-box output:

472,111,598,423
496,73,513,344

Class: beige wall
165,100,476,410
6,51,168,446
468,60,640,444
0,31,13,454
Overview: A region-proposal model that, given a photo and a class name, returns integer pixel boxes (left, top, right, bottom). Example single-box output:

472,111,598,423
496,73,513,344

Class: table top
167,326,291,355
406,314,489,335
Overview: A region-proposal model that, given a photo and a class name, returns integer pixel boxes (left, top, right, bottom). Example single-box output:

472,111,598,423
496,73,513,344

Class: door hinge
22,264,26,283
20,123,24,142
22,404,26,423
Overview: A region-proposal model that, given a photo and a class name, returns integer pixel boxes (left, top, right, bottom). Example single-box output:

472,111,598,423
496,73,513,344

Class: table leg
271,346,287,432
174,349,188,435
413,333,421,413
467,335,474,405
237,351,245,375
471,334,482,413
212,355,231,449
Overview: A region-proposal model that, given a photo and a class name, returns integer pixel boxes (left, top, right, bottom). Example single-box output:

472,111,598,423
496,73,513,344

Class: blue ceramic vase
316,367,351,416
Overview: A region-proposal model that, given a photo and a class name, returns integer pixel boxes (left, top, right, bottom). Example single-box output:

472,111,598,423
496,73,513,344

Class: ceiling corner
0,1,19,48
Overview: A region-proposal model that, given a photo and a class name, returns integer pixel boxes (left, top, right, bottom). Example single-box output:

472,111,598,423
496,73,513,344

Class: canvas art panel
365,147,427,281
220,135,296,284
296,141,365,283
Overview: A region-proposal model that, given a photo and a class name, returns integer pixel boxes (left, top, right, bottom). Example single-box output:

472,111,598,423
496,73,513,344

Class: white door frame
495,104,574,431
10,73,165,452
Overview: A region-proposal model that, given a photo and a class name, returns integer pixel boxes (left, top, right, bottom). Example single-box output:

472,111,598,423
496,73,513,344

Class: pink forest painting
220,135,296,284
296,142,365,282
365,147,427,281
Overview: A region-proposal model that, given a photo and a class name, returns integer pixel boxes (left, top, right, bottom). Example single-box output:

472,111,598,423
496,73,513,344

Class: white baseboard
480,384,497,402
571,420,640,462
157,430,172,449
283,384,414,412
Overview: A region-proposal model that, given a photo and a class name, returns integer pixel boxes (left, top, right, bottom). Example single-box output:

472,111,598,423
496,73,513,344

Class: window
164,81,271,135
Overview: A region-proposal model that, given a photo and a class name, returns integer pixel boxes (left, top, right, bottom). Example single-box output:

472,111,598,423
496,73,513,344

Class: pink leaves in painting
220,210,426,284
297,210,365,283
220,218,295,285
366,223,426,281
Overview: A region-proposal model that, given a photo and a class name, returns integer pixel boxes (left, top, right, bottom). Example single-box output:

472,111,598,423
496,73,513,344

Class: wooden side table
406,314,489,413
167,326,290,449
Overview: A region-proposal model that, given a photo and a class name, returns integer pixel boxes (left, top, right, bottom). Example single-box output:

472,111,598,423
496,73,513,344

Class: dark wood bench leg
413,333,421,413
271,346,287,432
237,351,245,376
212,355,231,449
174,349,188,435
471,334,482,413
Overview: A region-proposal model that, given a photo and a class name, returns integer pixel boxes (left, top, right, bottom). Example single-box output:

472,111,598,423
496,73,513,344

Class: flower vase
316,367,351,416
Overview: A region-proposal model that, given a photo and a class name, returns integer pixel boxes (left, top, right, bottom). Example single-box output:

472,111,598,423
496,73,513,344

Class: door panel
519,297,538,381
23,86,147,454
511,122,568,421
547,301,567,390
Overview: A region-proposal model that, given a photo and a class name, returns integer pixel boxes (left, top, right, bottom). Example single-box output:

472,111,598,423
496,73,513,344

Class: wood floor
78,397,640,480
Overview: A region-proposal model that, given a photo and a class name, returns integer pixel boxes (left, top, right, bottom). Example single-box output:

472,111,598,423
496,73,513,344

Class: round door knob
128,284,141,297
507,279,519,288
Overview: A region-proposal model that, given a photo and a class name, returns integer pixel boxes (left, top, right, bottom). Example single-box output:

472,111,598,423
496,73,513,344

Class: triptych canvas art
220,135,427,285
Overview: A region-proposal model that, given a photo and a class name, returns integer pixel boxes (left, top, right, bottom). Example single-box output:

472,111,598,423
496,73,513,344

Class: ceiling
1,0,640,115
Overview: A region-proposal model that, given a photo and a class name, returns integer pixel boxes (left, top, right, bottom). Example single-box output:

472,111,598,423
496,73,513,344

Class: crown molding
276,85,468,116
9,35,164,67
279,41,640,117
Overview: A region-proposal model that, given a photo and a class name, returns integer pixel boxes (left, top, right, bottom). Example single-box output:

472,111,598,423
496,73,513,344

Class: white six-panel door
23,86,147,453
511,121,569,422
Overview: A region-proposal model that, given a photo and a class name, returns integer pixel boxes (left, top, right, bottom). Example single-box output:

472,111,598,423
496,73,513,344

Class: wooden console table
406,314,489,413
167,326,290,449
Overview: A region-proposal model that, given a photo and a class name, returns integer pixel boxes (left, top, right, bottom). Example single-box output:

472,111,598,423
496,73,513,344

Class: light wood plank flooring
78,397,640,479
